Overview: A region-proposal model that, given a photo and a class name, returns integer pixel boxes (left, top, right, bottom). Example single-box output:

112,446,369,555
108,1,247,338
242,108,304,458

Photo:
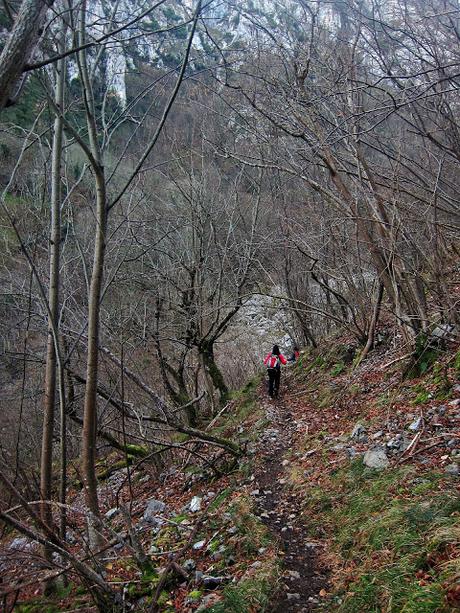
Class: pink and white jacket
263,352,287,369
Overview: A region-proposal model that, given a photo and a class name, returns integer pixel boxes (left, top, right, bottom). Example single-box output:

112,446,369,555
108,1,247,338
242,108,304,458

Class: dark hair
272,344,280,355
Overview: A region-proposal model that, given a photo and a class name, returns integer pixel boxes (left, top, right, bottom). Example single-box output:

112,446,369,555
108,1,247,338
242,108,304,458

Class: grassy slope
283,341,460,613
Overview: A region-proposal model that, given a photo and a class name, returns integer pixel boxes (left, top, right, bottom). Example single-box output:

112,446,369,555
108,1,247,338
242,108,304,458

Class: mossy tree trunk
199,341,229,410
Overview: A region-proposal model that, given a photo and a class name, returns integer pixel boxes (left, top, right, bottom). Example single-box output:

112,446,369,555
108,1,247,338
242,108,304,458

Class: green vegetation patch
305,461,459,612
213,374,264,437
330,361,346,377
455,349,460,376
124,443,149,457
205,560,279,613
227,496,273,556
405,334,442,379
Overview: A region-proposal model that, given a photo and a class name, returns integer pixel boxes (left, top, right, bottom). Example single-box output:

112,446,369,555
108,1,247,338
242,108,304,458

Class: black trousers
267,368,281,398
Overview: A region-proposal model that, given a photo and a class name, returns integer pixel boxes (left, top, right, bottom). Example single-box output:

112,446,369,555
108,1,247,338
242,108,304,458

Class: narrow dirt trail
253,382,328,612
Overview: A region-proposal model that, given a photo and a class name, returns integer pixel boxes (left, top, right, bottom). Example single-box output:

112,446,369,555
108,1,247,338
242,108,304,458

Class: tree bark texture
0,0,54,109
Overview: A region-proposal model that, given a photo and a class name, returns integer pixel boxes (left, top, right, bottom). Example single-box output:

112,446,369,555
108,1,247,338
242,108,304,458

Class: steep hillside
276,339,460,612
2,334,459,612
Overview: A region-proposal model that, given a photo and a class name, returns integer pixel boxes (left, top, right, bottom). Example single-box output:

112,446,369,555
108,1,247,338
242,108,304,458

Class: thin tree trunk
81,169,107,521
355,282,384,367
78,0,107,535
40,38,65,587
58,358,67,541
67,367,239,456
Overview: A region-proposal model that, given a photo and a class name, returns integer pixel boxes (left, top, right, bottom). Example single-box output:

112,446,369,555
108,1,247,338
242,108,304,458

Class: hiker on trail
288,346,300,363
263,344,287,399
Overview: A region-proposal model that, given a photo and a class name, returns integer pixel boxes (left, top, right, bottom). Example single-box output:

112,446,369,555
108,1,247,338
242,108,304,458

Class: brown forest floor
1,334,460,612
253,394,328,611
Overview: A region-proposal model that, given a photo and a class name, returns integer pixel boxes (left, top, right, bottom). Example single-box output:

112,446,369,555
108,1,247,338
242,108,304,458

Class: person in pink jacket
263,344,287,399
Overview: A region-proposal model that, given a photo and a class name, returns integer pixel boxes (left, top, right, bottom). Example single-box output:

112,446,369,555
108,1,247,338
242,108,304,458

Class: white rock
408,416,423,431
190,496,202,512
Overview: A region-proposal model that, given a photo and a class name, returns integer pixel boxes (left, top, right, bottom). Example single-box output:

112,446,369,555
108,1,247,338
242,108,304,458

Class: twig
381,352,413,370
397,439,445,464
205,401,232,431
396,431,423,464
397,410,425,463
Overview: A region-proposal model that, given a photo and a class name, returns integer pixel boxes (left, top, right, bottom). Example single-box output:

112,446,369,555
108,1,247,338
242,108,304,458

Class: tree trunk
0,0,55,109
78,0,107,536
355,282,384,367
40,39,65,588
81,169,106,522
200,342,229,409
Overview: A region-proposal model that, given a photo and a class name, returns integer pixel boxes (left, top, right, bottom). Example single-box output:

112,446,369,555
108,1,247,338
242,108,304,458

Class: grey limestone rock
445,463,459,476
386,435,402,449
351,423,367,442
9,537,36,551
363,447,389,469
183,559,196,572
202,576,227,589
194,570,204,583
105,507,119,520
143,499,166,525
